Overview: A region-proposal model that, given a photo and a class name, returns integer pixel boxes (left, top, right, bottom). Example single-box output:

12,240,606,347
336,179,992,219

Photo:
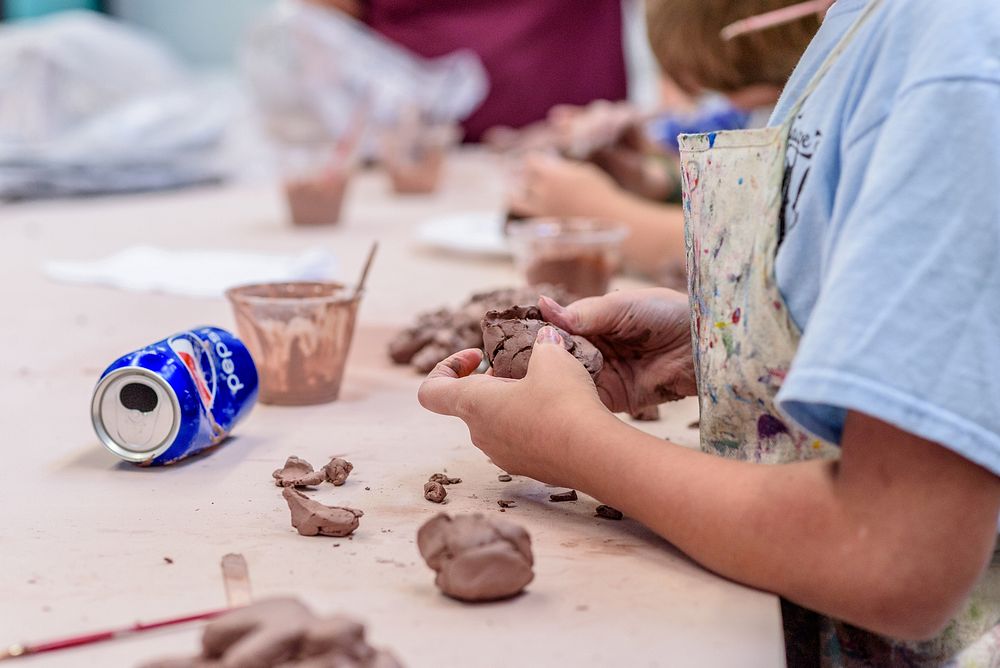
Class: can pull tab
115,383,160,446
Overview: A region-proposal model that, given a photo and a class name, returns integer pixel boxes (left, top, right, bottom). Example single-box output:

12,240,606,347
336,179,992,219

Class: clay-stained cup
226,282,362,405
507,218,628,298
381,123,460,195
275,143,353,226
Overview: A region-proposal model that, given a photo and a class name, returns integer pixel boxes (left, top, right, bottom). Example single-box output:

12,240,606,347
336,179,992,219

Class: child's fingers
539,292,632,336
424,349,483,381
419,350,508,418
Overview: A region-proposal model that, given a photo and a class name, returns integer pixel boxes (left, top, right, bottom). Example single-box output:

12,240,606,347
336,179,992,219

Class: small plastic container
226,282,362,405
381,122,460,195
276,143,353,226
507,218,628,298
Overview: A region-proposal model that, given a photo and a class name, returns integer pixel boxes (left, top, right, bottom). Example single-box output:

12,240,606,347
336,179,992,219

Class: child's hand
417,333,614,487
539,289,697,413
508,153,621,218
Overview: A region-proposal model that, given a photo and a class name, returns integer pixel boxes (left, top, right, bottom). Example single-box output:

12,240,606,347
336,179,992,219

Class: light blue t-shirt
770,0,1000,474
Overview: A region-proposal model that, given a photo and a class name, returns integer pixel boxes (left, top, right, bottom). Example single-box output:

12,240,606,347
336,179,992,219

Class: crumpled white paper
43,246,338,298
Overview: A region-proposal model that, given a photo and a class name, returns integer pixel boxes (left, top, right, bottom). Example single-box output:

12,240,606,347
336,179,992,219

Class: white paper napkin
43,245,338,298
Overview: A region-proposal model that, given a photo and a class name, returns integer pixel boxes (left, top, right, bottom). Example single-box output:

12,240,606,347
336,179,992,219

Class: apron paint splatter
679,1,1000,664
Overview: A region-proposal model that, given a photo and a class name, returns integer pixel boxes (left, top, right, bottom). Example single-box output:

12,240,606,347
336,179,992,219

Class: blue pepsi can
91,327,259,465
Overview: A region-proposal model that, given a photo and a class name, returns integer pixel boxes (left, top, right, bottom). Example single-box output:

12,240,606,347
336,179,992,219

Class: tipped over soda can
91,327,258,465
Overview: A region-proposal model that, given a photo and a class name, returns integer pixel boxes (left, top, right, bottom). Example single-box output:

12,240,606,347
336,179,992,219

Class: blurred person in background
510,0,821,288
308,0,633,142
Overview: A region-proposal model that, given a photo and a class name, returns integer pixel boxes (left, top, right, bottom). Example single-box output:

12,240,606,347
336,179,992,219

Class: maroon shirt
364,0,628,141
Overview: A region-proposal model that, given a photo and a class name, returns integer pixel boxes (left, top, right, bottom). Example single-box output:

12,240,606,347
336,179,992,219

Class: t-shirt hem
777,368,1000,476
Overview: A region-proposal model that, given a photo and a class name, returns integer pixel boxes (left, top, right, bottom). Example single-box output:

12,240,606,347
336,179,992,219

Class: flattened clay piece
424,481,447,504
273,456,327,488
283,488,363,537
549,490,578,503
428,473,461,485
595,505,623,520
139,597,403,668
629,406,660,421
497,499,516,509
482,305,603,380
323,457,354,486
417,513,534,602
498,474,512,482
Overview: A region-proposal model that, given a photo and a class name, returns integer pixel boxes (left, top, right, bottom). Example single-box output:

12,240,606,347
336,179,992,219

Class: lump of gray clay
481,305,603,380
283,488,363,537
273,456,327,488
138,597,402,668
417,513,534,602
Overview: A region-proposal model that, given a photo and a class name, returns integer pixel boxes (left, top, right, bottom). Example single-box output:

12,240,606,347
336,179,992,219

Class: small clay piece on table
482,305,603,380
283,488,363,537
323,457,354,486
273,456,328,488
497,499,516,509
424,481,447,504
595,504,624,520
428,473,462,485
629,406,661,422
417,513,534,602
549,490,578,503
498,474,513,483
139,597,402,668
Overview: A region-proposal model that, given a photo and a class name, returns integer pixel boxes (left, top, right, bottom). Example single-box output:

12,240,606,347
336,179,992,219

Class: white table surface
0,151,785,667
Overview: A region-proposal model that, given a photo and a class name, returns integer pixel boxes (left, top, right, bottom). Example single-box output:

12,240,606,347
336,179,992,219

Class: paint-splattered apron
678,1,1000,665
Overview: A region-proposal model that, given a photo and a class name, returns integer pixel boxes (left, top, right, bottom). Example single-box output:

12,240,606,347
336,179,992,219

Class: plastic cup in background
507,218,628,298
226,282,362,405
275,143,353,226
381,122,460,195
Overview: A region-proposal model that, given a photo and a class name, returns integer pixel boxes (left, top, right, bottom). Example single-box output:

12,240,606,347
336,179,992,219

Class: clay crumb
163,557,174,564
498,474,512,482
323,457,354,486
428,473,462,485
629,406,660,421
688,420,701,429
595,505,624,520
424,481,447,504
365,486,371,491
417,513,534,602
283,488,363,537
549,490,578,503
497,499,516,509
273,456,327,488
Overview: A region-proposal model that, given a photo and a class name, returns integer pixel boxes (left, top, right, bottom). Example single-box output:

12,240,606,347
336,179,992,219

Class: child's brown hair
647,0,821,95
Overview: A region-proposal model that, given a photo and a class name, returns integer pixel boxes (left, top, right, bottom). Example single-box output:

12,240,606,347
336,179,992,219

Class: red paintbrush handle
10,608,230,659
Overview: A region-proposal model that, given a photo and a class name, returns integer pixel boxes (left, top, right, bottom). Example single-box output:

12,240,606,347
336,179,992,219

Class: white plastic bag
242,0,488,146
0,11,234,199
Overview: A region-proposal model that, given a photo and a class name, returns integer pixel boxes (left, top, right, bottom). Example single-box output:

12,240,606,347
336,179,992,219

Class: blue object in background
648,99,752,154
3,0,102,20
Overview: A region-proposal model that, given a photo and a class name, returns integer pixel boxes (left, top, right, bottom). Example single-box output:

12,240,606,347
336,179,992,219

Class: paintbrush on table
1,553,253,662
